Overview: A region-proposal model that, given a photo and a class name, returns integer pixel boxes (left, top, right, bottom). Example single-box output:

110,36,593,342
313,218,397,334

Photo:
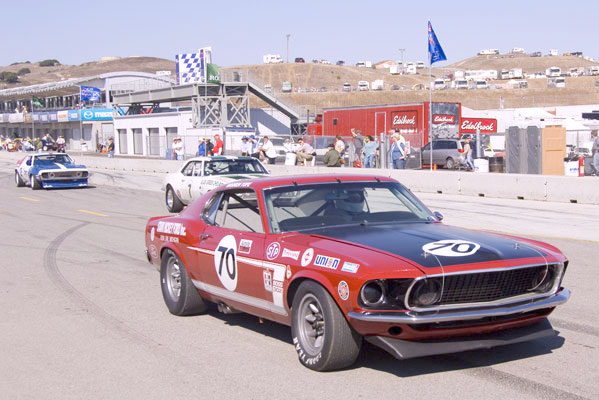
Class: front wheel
291,281,361,371
160,249,207,316
166,185,184,213
30,175,41,190
15,171,24,187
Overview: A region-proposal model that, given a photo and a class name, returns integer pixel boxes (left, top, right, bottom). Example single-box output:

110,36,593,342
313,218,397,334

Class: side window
192,161,203,176
182,162,194,176
213,190,264,233
202,192,223,225
448,141,458,149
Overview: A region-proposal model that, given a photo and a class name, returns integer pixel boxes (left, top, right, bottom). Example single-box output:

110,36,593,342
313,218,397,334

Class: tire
30,175,41,190
291,281,361,371
160,249,207,316
15,171,24,187
166,185,184,213
445,157,456,169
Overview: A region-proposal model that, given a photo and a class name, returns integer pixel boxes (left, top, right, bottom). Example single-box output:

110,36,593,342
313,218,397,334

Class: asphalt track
1,161,598,400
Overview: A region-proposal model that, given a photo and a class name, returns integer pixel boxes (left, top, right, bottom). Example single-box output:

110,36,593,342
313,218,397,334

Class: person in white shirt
240,136,251,156
295,138,315,165
173,138,184,160
258,136,277,164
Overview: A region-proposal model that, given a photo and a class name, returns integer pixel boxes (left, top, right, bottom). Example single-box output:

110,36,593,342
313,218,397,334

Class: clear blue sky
2,0,597,67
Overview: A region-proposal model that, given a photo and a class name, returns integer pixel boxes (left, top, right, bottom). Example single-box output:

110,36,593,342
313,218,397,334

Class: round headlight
49,172,55,178
360,281,385,307
412,279,442,307
530,265,555,293
76,172,82,177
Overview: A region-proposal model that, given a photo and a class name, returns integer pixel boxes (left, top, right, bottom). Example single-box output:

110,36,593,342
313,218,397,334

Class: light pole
398,48,405,65
286,34,291,63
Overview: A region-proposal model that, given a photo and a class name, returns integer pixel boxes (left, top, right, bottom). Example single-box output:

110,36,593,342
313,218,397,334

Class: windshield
205,159,268,175
34,154,73,165
264,181,436,233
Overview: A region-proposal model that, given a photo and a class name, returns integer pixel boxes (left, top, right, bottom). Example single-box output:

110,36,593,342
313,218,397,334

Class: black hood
310,222,547,269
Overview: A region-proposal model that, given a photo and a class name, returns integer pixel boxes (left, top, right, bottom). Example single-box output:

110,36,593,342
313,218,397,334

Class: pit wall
3,152,598,204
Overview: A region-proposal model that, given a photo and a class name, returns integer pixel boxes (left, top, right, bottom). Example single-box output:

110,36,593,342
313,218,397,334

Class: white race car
163,156,269,212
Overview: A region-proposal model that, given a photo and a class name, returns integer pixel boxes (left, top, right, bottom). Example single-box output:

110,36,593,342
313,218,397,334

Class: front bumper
366,318,557,360
348,288,569,325
41,179,88,189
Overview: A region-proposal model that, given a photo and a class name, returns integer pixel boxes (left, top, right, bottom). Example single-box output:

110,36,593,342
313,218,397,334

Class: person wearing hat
323,143,341,167
197,138,207,156
173,137,184,160
248,135,260,158
390,133,406,169
240,136,251,156
213,134,223,156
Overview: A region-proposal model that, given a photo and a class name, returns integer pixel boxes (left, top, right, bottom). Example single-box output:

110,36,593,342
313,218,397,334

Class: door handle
199,233,211,241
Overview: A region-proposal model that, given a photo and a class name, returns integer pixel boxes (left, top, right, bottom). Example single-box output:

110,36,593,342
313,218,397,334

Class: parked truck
371,79,384,90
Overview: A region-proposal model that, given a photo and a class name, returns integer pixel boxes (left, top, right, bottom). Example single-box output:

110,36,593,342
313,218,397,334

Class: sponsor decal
286,265,292,279
157,221,187,237
391,110,418,127
214,235,238,291
150,227,155,241
225,181,252,188
338,281,349,301
422,240,481,257
273,280,283,294
263,270,272,292
266,242,281,260
282,248,300,260
433,114,456,124
148,245,158,259
460,118,497,133
341,262,359,273
238,239,252,254
301,248,314,267
314,255,340,270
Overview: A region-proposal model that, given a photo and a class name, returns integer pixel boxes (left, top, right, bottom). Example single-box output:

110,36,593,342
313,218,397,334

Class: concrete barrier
2,151,598,204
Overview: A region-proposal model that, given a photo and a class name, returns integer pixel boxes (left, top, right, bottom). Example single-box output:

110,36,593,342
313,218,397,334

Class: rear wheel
445,157,456,169
166,185,184,213
160,249,207,316
291,281,361,371
30,175,41,190
15,171,24,187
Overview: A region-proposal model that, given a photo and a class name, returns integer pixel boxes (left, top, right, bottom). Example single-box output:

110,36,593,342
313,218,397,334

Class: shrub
17,68,31,75
10,61,31,65
0,71,19,83
39,59,60,67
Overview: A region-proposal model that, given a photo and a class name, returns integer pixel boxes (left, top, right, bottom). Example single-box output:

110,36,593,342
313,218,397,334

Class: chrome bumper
348,288,569,325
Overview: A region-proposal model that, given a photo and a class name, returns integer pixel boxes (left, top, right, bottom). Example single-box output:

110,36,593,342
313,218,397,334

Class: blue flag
80,86,101,102
428,21,447,65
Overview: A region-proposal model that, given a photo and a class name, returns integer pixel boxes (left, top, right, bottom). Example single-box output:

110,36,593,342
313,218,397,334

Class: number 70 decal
422,240,480,257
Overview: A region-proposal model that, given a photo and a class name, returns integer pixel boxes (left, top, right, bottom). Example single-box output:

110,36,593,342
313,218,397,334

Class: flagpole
428,21,433,171
31,96,35,141
79,86,83,156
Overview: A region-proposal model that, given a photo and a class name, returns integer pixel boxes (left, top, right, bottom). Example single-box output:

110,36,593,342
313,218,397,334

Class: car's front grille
41,171,88,179
439,265,547,305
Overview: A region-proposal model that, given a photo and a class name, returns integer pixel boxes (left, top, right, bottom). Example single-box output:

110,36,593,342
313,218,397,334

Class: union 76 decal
422,240,480,257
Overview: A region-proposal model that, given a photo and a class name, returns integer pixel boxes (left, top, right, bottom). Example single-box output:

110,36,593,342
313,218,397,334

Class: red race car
144,174,569,371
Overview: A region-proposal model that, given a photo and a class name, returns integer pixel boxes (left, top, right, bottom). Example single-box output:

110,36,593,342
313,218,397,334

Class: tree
0,71,19,83
39,59,60,67
17,68,31,75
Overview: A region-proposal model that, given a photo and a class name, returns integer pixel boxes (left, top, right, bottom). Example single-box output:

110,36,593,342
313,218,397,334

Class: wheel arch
286,270,339,310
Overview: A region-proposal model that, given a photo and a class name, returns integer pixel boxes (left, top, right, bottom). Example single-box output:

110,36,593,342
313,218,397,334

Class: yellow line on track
78,209,108,217
20,197,40,202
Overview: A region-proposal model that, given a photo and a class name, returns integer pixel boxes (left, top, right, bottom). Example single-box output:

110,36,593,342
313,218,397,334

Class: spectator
363,136,378,168
258,136,277,164
390,134,406,169
592,130,599,176
323,143,341,167
107,137,115,158
197,138,207,156
351,128,364,166
295,138,315,165
173,137,184,160
335,135,346,167
248,135,260,158
205,139,214,156
463,139,474,170
213,134,224,155
240,136,251,156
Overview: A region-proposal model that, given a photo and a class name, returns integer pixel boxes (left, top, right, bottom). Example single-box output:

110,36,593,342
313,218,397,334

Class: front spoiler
348,288,569,325
41,180,88,189
366,318,557,360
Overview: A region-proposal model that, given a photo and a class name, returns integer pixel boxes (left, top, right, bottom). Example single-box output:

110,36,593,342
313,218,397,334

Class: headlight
76,172,82,177
49,172,55,178
360,280,385,307
410,279,442,308
530,263,564,294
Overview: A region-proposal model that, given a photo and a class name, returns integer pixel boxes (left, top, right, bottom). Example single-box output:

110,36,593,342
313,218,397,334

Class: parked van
546,67,561,77
342,82,351,92
454,80,469,89
475,80,488,89
547,77,566,88
371,80,384,90
358,81,370,91
281,81,292,93
433,79,446,90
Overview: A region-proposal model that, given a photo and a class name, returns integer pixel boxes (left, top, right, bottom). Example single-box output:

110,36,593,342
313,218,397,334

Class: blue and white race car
15,153,89,190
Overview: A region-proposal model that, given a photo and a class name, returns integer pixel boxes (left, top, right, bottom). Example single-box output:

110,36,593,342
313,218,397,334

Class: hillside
1,55,599,111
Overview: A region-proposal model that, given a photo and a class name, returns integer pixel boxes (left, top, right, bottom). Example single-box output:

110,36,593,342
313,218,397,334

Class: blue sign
80,108,113,121
80,86,102,102
68,110,80,121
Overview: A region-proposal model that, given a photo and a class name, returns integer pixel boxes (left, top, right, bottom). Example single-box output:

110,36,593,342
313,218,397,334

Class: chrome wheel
166,256,182,301
166,188,174,209
297,293,326,355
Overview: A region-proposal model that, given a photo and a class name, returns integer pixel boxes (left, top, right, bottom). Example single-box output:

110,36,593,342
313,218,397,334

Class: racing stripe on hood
311,223,547,268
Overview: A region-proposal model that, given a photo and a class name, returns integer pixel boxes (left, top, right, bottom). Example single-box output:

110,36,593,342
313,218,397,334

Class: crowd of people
0,132,66,153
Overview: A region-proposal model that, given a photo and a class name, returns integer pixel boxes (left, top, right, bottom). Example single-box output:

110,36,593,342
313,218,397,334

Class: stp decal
301,248,314,267
266,242,281,260
422,240,481,257
338,281,349,301
214,235,238,291
314,255,340,270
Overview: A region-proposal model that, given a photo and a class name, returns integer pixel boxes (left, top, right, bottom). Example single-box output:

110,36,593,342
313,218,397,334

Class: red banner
460,118,497,133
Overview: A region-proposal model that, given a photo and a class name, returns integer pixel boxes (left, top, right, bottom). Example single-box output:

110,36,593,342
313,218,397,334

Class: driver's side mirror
433,211,444,221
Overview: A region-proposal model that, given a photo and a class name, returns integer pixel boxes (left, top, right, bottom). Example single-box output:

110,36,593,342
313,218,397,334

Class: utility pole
286,34,291,63
398,48,405,65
